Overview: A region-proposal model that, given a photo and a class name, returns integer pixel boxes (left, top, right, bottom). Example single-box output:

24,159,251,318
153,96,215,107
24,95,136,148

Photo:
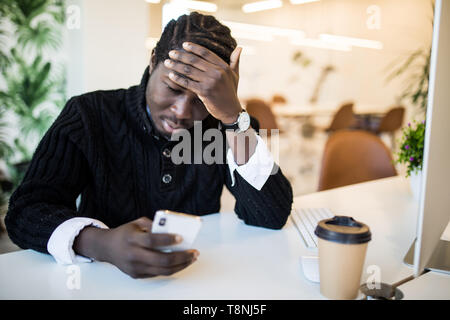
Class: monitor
403,0,450,277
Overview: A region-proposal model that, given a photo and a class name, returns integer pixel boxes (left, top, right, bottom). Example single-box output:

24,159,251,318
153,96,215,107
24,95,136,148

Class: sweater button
162,174,172,184
162,148,171,158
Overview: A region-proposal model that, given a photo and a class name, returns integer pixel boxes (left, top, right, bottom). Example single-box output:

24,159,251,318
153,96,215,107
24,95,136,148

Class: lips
162,118,186,134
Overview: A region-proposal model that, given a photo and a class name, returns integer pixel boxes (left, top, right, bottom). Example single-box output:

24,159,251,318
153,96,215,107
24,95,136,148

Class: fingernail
164,59,172,67
193,250,199,258
175,235,183,243
183,42,190,49
169,50,177,58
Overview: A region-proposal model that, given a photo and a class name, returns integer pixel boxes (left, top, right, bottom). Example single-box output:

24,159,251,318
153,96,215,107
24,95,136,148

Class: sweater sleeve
224,123,293,230
5,97,91,254
226,162,293,230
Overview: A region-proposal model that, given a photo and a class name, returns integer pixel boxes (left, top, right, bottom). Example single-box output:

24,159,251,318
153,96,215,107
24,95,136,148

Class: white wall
75,0,150,93
68,0,433,122
65,0,84,98
216,0,433,120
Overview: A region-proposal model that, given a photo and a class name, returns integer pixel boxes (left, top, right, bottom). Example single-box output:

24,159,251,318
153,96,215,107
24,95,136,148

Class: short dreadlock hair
153,12,237,67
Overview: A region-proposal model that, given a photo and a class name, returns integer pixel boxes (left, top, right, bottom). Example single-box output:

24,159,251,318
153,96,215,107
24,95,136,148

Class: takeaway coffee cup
315,216,371,300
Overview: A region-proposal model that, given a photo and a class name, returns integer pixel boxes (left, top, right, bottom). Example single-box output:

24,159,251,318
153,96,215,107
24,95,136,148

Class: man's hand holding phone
73,213,201,279
151,210,203,251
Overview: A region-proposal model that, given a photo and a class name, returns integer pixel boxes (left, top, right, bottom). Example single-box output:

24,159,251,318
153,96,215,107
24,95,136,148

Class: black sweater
5,67,293,254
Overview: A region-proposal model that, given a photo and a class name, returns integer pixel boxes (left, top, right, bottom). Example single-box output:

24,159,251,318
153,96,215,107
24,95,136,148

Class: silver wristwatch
220,110,251,133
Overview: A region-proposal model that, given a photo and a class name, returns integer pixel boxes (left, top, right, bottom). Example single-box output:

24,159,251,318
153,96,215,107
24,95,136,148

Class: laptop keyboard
291,208,334,250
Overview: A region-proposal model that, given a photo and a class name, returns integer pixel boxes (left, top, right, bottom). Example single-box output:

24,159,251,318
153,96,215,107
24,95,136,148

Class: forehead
153,63,174,82
151,62,190,92
153,47,188,76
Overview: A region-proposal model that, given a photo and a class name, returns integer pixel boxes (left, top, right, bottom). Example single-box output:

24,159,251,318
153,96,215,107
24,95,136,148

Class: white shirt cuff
226,134,275,191
47,217,109,265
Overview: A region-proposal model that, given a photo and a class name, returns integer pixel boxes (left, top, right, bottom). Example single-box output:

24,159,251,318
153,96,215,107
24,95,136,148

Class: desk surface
398,271,450,299
0,177,424,299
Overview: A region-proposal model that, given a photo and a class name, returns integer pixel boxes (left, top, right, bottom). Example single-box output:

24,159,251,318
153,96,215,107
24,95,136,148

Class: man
6,12,293,279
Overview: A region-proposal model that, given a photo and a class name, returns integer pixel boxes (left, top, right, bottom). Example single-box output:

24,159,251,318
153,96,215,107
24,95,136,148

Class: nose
170,94,194,120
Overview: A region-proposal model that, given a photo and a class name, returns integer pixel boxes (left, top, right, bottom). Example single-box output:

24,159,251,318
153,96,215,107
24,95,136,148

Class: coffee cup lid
314,216,371,244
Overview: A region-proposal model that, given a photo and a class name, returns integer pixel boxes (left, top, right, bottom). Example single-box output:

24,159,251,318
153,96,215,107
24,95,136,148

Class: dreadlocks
154,11,237,67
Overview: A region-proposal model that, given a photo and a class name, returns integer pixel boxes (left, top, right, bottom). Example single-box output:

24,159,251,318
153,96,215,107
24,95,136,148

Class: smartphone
151,209,203,251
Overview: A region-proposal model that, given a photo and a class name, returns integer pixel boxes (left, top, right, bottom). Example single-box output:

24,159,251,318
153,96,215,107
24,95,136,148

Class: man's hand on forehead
163,41,243,124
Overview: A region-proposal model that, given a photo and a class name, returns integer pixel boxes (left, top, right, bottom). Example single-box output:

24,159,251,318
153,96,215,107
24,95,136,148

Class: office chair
373,106,405,150
318,130,397,191
245,98,279,136
374,106,405,134
324,102,356,133
271,94,287,105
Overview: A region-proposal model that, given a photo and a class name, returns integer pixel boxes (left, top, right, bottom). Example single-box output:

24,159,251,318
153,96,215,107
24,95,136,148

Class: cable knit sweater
5,67,293,254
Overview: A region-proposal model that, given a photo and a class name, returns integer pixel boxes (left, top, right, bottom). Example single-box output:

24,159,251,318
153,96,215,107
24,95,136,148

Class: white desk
398,271,450,299
0,177,424,299
293,176,418,287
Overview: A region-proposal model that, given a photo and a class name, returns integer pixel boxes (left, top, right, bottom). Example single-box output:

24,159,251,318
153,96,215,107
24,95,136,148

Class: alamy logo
66,265,81,290
168,121,280,175
365,265,382,289
366,5,381,30
66,5,81,30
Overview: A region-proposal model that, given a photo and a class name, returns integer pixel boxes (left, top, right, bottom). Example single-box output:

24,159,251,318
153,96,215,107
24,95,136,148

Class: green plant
396,120,425,177
0,106,13,209
385,0,434,112
1,50,60,138
292,50,312,68
4,0,65,53
0,107,12,161
386,47,431,111
0,29,10,73
0,0,66,188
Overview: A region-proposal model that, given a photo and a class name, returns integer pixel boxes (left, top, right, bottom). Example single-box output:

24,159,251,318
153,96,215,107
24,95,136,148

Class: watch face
238,111,251,132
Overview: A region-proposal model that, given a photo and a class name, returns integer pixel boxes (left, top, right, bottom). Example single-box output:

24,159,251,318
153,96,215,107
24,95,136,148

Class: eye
193,97,204,106
165,83,182,94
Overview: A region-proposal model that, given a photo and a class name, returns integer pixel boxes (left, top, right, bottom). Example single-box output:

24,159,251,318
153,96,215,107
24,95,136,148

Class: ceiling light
222,20,304,42
230,30,274,42
145,0,161,3
319,34,383,50
242,0,283,13
290,0,320,4
291,38,352,52
172,0,217,12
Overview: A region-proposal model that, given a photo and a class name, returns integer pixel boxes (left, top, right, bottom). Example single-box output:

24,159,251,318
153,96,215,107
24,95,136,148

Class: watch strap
220,110,243,130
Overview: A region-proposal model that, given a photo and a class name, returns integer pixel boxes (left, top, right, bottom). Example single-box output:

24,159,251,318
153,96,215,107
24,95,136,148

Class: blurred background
0,0,433,251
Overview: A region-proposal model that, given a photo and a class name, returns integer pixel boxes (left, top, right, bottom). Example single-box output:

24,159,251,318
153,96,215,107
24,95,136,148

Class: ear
149,49,157,73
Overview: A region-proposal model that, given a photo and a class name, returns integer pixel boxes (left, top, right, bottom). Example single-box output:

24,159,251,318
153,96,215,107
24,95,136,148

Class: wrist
221,113,240,125
73,226,111,262
221,108,251,134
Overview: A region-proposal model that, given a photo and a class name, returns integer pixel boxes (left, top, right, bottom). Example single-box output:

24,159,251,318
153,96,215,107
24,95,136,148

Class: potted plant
385,0,434,114
0,0,66,190
0,105,13,233
395,120,425,200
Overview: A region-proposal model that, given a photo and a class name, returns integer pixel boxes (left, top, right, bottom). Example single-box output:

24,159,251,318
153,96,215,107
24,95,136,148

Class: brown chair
373,106,405,150
271,94,287,105
375,106,405,134
245,98,279,135
318,130,397,191
324,102,356,133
